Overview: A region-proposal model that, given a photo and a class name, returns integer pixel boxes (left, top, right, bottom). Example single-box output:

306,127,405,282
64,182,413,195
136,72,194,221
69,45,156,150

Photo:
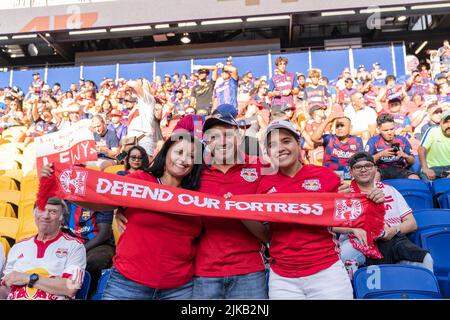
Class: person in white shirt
344,92,377,142
337,152,433,272
0,197,86,300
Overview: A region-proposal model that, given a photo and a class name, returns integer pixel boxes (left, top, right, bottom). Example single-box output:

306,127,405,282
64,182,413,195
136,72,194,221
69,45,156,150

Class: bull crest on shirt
334,199,363,221
240,168,258,183
59,169,88,196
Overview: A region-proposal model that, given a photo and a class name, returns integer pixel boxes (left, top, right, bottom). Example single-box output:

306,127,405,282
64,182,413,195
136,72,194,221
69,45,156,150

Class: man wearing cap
268,57,296,108
356,65,371,83
366,113,419,180
419,103,443,139
371,62,387,81
337,152,433,272
190,65,219,116
256,121,384,299
0,197,86,300
213,62,239,115
108,109,127,142
345,92,377,142
337,78,357,108
336,68,353,91
29,72,44,94
418,109,450,180
384,97,412,136
192,104,269,299
311,112,364,180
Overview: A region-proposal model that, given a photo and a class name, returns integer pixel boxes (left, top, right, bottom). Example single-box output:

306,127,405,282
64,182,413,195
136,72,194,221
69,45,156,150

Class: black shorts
366,233,428,265
379,166,416,180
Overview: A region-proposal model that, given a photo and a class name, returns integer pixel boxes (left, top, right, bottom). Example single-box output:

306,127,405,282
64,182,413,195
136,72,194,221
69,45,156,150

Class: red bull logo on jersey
334,199,363,221
55,248,68,258
59,169,88,196
240,168,258,183
302,179,321,191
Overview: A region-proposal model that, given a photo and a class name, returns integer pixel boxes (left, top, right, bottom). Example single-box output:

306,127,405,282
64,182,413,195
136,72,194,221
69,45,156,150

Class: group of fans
0,40,449,300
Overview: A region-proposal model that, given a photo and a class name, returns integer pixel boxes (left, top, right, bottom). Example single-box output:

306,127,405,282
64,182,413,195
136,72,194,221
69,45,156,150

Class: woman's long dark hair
146,132,203,191
125,145,150,171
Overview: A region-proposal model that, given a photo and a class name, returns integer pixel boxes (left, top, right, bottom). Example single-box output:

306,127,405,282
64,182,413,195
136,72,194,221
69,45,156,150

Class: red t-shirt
113,170,202,289
195,156,266,277
257,164,341,278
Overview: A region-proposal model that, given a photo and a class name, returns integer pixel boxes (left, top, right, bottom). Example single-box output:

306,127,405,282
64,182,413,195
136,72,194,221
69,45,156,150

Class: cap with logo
442,109,450,122
262,120,300,146
202,104,248,132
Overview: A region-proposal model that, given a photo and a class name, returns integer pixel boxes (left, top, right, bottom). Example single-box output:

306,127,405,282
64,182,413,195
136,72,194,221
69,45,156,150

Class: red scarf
37,164,385,241
349,180,384,259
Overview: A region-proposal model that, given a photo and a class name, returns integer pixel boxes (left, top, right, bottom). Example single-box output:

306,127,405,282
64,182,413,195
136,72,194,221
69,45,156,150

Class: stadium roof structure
0,0,450,67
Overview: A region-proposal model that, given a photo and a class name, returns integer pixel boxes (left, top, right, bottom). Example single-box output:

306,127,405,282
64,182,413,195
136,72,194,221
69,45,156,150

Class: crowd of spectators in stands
0,40,449,300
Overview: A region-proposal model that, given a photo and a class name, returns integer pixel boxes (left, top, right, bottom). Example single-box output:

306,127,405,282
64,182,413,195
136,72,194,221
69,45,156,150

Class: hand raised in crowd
326,110,345,123
40,163,54,178
351,228,368,247
281,89,291,96
366,188,385,204
272,90,281,97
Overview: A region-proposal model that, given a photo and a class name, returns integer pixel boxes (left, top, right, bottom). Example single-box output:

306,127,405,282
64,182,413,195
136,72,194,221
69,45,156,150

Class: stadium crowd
0,39,449,300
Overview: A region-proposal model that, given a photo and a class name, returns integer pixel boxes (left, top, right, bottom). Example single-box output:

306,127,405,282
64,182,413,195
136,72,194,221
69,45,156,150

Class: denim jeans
192,271,268,299
419,166,450,181
102,267,194,300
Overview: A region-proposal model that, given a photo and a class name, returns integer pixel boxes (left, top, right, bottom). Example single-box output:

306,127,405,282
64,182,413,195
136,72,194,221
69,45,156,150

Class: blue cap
202,104,248,132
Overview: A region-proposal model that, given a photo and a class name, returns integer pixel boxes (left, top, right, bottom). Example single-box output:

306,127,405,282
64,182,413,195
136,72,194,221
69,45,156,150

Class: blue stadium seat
431,178,450,209
91,269,111,300
410,209,450,245
76,271,91,300
408,155,421,175
383,179,433,211
419,228,450,297
353,265,442,299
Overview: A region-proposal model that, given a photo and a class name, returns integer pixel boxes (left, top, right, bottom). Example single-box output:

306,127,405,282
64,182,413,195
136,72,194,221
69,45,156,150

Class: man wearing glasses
310,112,363,181
337,152,433,272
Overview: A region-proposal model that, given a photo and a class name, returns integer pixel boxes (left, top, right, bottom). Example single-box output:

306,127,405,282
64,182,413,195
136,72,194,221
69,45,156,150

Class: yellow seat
0,176,19,191
19,176,39,202
0,202,16,218
2,126,27,137
0,190,21,207
1,237,11,257
0,216,19,239
104,165,125,174
16,200,37,241
1,169,23,183
86,166,101,171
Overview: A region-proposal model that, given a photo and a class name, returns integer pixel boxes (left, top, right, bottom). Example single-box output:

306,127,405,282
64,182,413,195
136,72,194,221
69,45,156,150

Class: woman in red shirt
41,132,203,300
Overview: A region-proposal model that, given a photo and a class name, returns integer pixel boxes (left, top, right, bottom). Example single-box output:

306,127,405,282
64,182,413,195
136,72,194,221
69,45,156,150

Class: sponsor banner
35,120,97,173
38,163,385,245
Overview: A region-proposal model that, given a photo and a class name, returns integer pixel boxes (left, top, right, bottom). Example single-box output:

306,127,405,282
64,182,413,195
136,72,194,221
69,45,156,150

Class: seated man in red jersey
254,120,384,299
0,197,86,300
337,152,433,272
